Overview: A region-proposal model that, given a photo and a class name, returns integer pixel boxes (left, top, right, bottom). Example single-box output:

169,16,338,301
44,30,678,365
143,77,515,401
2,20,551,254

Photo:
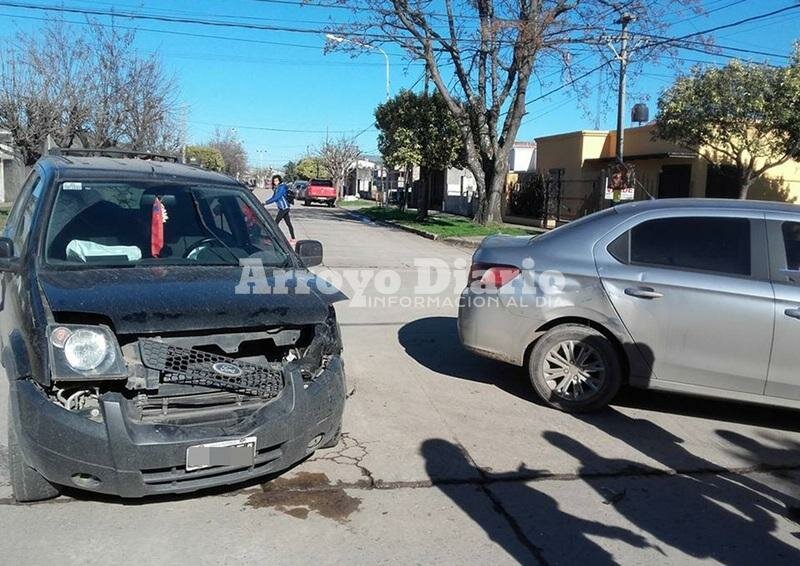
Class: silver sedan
458,199,800,412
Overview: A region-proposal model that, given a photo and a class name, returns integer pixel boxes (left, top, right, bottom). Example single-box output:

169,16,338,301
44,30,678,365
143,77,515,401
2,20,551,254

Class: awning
584,151,696,164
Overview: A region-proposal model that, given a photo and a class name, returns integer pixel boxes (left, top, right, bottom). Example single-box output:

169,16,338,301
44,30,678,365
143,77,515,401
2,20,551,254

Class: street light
326,33,390,100
256,149,267,187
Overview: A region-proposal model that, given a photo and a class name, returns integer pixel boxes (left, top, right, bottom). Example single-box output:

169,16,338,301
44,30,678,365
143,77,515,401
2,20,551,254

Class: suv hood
38,266,334,335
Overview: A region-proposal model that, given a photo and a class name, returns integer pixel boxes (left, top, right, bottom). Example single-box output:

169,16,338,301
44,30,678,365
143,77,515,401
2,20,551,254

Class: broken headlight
295,307,342,379
48,324,127,381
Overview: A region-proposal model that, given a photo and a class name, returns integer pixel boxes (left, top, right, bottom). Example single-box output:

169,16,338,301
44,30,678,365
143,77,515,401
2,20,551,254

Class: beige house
526,123,800,222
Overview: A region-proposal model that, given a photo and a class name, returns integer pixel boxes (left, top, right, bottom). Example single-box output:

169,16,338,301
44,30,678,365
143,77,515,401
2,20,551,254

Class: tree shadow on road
544,412,800,563
420,438,652,564
421,428,800,564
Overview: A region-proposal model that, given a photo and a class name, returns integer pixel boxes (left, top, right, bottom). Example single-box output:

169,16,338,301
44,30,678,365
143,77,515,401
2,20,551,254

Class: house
0,130,25,204
510,140,537,172
514,123,800,223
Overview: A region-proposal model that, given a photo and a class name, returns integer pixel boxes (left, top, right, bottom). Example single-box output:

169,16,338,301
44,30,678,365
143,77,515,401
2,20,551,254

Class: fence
506,172,602,226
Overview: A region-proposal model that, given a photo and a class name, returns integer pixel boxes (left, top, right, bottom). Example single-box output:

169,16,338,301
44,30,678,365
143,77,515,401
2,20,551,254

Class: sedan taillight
469,263,521,289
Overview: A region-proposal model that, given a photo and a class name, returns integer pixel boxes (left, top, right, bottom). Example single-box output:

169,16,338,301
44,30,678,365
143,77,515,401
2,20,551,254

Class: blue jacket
265,183,290,210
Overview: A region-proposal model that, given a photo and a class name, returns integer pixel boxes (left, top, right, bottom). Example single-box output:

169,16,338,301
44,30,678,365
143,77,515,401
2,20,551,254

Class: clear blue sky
0,0,798,168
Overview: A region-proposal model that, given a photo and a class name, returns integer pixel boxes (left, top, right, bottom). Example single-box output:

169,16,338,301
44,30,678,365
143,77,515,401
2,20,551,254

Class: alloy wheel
542,340,606,401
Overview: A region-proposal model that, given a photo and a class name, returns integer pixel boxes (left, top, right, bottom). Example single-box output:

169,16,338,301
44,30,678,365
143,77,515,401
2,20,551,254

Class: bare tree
208,127,248,179
0,19,180,165
334,0,699,224
317,136,362,198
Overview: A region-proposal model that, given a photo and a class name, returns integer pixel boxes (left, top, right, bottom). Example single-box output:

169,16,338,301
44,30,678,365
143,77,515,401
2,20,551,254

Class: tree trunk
399,163,411,212
738,170,754,200
473,159,505,225
416,166,431,222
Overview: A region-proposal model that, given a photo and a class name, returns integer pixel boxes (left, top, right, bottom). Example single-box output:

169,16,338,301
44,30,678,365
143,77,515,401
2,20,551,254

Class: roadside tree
375,90,463,220
295,156,330,180
185,145,225,171
317,136,362,198
656,56,800,199
0,20,180,165
209,128,248,178
333,0,701,224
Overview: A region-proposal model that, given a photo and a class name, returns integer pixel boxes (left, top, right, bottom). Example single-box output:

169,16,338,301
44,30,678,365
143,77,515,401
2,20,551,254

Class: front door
595,211,773,393
765,213,800,399
657,164,692,198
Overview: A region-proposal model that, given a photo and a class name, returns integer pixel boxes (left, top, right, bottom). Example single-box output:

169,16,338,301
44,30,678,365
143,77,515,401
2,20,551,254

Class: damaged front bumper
11,356,346,497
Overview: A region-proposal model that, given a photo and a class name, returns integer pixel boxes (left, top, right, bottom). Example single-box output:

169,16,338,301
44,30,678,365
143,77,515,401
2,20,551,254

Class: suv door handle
785,308,800,320
624,287,664,300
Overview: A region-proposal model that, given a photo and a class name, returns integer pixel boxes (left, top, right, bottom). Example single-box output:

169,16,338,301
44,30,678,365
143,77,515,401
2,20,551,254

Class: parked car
459,199,800,413
303,179,337,207
1,150,346,501
292,180,308,201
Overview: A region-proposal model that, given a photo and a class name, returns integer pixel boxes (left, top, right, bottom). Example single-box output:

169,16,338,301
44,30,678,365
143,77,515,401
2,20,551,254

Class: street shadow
545,411,800,563
420,438,651,564
397,316,541,404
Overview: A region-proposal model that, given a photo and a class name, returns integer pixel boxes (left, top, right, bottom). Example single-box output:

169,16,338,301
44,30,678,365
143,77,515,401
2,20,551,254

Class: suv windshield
45,181,289,268
309,179,333,187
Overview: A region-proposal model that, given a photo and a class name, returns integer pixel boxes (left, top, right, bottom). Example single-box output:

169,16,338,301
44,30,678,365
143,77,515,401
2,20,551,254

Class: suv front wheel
8,413,60,502
528,324,622,413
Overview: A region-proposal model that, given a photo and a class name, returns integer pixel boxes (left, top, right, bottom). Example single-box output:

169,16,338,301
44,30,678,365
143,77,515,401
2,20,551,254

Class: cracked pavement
1,206,800,564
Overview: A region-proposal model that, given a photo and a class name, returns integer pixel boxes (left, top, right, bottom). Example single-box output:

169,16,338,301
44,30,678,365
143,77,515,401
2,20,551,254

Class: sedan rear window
629,217,751,276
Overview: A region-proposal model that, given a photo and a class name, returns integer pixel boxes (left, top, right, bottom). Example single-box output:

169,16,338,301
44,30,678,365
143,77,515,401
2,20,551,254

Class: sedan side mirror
295,240,323,267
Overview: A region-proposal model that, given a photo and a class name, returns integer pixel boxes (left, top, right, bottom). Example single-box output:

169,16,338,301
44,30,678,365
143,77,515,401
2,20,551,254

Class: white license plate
185,437,257,472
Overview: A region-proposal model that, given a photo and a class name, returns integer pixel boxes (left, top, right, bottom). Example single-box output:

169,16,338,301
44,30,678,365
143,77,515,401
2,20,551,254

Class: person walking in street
264,174,296,241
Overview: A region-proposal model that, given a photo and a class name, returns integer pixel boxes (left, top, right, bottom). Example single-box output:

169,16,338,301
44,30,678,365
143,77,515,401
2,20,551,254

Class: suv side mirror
295,240,323,267
0,238,14,259
0,237,18,272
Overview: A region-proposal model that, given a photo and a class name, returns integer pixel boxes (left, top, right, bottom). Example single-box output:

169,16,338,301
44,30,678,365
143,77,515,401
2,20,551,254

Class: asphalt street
1,204,800,564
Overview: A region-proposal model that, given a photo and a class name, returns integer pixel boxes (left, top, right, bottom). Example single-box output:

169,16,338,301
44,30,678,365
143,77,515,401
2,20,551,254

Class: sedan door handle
785,308,800,320
624,287,664,300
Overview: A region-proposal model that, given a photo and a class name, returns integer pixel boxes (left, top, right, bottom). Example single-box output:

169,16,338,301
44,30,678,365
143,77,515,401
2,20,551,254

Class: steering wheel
183,237,220,260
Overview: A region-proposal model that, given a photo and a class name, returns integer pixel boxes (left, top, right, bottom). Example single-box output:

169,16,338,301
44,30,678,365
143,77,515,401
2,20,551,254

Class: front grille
139,339,284,399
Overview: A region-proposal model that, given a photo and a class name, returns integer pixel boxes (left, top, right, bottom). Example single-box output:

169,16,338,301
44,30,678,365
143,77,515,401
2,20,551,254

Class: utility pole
614,13,634,162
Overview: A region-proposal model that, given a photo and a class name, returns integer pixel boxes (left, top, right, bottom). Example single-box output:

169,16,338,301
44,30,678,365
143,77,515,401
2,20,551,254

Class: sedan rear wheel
528,324,621,412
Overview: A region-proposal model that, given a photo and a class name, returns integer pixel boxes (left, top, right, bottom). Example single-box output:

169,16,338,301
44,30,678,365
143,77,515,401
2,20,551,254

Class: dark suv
1,151,346,501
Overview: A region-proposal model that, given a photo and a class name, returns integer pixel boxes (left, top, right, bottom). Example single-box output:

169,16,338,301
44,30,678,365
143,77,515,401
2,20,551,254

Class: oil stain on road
245,472,361,522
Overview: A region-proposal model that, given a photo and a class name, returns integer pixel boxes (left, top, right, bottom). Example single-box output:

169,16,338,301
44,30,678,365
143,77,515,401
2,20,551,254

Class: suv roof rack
50,147,179,163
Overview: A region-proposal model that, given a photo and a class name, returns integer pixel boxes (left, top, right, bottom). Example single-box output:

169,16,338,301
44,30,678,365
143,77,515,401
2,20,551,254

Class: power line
0,10,333,51
189,120,375,134
641,3,800,52
0,1,464,42
525,61,614,108
0,1,388,39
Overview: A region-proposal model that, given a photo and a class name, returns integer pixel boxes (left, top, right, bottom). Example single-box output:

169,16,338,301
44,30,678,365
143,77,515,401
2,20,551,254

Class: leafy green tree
295,156,330,180
375,90,463,220
185,145,225,171
656,56,800,199
283,160,299,182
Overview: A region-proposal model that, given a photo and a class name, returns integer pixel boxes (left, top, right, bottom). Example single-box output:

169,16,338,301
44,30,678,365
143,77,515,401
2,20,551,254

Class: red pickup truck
302,179,337,207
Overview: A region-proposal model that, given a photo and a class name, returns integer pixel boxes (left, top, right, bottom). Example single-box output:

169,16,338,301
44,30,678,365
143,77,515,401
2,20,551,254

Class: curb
346,210,531,251
346,210,440,241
